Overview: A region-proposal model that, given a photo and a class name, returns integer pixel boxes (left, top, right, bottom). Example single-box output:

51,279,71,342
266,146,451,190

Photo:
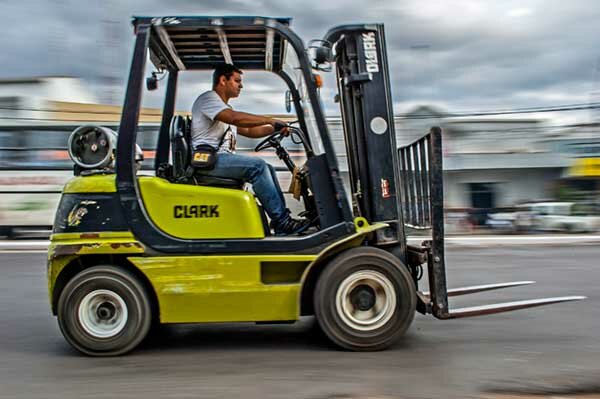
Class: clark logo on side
362,32,379,73
174,205,219,218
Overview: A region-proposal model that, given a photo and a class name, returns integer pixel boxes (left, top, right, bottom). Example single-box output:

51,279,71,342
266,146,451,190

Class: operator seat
169,115,242,188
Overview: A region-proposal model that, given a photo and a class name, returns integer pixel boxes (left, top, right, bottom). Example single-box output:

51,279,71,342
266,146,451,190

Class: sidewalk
1,234,600,251
409,234,600,247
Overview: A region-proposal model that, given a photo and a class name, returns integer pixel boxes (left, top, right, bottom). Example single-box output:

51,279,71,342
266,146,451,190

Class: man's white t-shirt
191,90,237,153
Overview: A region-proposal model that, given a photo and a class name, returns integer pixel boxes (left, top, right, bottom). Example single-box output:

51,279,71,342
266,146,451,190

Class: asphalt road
0,246,598,399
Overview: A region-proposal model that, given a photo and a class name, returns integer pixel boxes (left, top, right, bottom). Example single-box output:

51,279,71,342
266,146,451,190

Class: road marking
1,235,600,251
410,235,600,246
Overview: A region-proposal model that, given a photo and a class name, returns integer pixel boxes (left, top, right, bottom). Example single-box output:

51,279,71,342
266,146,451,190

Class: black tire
57,265,152,356
314,247,416,351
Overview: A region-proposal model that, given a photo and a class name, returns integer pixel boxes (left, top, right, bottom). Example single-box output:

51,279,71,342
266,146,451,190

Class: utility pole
588,56,600,128
410,44,433,102
100,1,120,105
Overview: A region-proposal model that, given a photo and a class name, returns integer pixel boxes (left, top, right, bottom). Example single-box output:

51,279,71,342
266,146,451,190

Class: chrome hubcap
336,270,396,331
78,289,128,338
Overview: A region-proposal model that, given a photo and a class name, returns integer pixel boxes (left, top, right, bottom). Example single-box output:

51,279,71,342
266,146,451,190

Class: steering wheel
254,129,287,152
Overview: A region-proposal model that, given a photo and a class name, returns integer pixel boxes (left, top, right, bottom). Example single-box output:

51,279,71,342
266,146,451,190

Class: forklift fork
398,127,585,319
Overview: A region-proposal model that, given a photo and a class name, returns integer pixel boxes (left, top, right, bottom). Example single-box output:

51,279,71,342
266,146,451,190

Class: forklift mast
325,25,406,259
324,23,584,319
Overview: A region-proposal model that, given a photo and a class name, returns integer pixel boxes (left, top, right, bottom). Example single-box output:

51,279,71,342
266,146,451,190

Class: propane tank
68,125,117,170
67,125,143,172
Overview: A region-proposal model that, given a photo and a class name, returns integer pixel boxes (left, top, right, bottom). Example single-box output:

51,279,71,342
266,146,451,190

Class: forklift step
422,281,535,298
439,296,586,319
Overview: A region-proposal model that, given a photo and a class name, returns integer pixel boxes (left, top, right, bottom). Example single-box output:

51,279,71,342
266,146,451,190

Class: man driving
191,64,310,236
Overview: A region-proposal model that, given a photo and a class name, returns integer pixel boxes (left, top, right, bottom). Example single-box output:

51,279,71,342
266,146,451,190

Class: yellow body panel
129,255,316,323
62,175,265,239
63,174,117,193
48,233,145,259
125,219,387,323
47,254,78,307
138,176,265,239
47,232,145,308
47,199,388,323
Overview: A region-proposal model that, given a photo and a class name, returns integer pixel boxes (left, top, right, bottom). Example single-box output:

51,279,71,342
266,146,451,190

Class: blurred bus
0,124,160,237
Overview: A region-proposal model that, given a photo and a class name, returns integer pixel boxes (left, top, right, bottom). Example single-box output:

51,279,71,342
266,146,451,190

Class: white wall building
0,76,98,126
329,106,571,216
0,76,97,103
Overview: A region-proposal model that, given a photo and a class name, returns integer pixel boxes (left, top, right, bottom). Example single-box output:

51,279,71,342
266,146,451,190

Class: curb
0,241,51,251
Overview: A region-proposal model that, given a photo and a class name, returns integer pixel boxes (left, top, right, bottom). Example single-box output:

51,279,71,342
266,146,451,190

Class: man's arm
215,109,274,128
236,125,274,138
215,109,286,138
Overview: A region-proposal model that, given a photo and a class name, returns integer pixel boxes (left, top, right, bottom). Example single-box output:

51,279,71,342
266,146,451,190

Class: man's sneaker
272,216,311,236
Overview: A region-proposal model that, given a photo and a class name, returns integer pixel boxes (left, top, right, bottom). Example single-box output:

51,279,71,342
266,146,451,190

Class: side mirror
285,90,292,113
146,73,158,91
308,40,333,71
314,45,333,65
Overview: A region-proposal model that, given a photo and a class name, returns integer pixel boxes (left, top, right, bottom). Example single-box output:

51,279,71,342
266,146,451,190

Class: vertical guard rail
398,127,584,319
398,126,448,317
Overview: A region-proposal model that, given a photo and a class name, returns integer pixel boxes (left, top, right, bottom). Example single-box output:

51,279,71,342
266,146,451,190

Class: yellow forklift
48,16,585,356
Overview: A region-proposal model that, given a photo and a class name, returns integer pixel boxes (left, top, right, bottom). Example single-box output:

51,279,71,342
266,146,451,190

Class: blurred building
330,105,577,224
0,76,97,103
397,106,571,210
0,76,166,127
1,77,597,225
0,76,98,125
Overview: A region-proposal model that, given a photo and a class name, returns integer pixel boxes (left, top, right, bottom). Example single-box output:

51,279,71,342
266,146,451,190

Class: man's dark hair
212,64,243,88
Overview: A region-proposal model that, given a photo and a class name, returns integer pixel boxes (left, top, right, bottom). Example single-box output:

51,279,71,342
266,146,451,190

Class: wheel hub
350,285,376,311
78,289,128,339
335,270,397,331
96,302,116,320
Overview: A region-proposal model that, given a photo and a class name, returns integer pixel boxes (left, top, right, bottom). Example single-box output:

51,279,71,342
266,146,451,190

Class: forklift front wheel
314,247,416,351
57,265,152,356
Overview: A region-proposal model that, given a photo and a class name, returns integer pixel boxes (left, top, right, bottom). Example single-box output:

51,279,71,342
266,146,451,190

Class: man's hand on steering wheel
254,119,295,152
271,119,290,136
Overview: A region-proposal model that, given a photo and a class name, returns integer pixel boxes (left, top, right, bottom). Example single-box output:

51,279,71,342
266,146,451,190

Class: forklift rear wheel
314,247,416,351
57,265,152,356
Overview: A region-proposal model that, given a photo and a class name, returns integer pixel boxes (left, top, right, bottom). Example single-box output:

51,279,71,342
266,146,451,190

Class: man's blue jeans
197,153,288,223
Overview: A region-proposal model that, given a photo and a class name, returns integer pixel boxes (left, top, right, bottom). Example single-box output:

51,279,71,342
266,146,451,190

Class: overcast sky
2,0,600,125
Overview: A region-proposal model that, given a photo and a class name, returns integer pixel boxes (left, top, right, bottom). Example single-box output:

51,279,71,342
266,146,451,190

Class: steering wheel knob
274,122,287,131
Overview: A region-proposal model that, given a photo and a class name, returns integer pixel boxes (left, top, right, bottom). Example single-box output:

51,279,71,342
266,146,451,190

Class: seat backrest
170,115,190,179
185,115,192,142
169,115,242,188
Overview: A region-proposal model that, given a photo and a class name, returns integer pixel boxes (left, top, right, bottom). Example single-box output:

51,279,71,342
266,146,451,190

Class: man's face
224,71,243,98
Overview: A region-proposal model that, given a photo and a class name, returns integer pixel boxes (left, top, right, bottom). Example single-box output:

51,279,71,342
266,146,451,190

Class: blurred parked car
486,212,517,233
526,202,600,233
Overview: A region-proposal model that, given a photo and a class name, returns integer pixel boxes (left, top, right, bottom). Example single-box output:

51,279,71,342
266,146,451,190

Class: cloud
507,7,534,18
1,0,599,125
